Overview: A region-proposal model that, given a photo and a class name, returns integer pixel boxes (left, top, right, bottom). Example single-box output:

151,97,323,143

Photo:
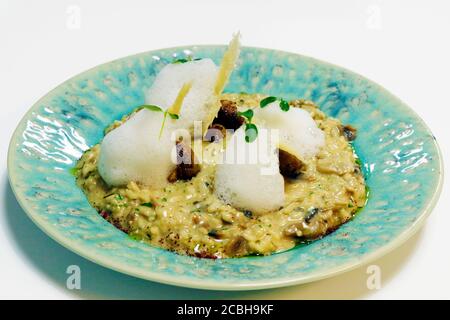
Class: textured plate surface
8,46,443,290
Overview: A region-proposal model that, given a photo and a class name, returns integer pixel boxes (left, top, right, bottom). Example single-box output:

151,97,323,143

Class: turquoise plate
8,46,443,290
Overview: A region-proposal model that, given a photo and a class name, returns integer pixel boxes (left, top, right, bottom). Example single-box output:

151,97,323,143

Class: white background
1,0,449,299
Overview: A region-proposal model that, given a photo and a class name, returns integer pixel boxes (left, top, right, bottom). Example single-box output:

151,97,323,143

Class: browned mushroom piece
211,99,245,131
340,124,357,141
278,149,305,179
224,236,248,257
167,141,201,182
204,123,226,142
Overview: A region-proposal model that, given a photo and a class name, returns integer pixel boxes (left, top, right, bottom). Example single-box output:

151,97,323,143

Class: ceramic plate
8,46,443,290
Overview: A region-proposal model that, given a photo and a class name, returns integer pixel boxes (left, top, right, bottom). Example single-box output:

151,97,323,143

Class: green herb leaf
238,109,254,122
158,112,168,139
142,105,164,113
260,96,277,108
244,123,258,143
172,57,201,64
141,202,153,208
115,194,124,201
69,167,78,177
168,112,179,120
172,58,189,64
279,99,290,112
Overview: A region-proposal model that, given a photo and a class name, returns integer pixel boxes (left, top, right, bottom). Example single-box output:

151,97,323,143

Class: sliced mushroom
340,124,357,141
224,236,248,257
204,123,226,142
211,99,245,131
167,141,200,182
278,149,305,179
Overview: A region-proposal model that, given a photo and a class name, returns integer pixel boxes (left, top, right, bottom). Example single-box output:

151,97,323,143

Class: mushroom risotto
73,35,367,258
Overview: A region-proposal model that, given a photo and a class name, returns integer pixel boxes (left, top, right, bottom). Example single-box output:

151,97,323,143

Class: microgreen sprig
139,82,192,139
260,96,290,112
140,105,179,138
238,109,258,143
172,56,202,64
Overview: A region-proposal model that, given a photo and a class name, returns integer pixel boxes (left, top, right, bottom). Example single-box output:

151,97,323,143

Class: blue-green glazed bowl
8,46,443,290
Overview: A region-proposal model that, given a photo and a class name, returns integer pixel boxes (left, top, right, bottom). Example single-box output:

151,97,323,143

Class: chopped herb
69,167,78,176
244,123,258,143
260,96,277,108
128,233,143,241
115,194,124,201
141,202,153,208
208,229,218,237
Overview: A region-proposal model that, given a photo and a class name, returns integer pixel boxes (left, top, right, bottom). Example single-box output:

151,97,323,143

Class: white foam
145,58,219,129
214,127,285,214
98,109,180,188
252,102,325,159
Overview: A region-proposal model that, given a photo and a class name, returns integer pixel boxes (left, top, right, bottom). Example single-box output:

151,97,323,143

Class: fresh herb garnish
142,105,164,113
138,82,192,139
260,96,278,107
69,167,78,176
244,123,258,143
237,109,259,143
115,194,124,201
172,57,202,64
238,109,254,123
128,233,143,241
172,58,189,64
279,99,290,111
141,202,153,208
140,104,177,138
260,96,290,112
208,229,218,238
168,113,179,120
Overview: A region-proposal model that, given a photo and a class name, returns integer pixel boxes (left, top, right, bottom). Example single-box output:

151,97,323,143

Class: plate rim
7,45,444,291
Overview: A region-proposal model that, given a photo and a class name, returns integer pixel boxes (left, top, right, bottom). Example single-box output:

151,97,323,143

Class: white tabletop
1,0,449,299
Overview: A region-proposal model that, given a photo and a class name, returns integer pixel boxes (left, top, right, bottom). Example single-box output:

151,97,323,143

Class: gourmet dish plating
73,34,367,258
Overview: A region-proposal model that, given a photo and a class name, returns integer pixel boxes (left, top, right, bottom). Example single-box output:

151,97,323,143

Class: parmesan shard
202,33,242,133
